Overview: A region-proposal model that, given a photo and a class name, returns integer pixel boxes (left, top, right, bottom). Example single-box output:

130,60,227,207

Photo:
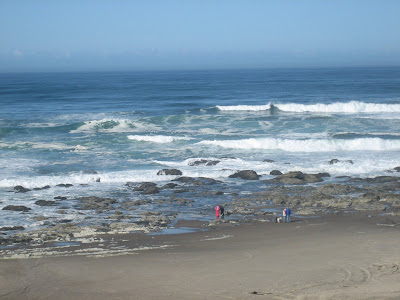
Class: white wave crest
70,119,161,133
275,101,400,113
216,104,272,111
199,137,400,152
128,135,191,143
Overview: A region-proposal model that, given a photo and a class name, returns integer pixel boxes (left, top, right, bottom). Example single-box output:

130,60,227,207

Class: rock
0,226,25,231
132,182,160,194
317,172,331,178
329,159,353,165
394,166,400,172
56,183,73,188
265,171,326,185
33,185,51,191
157,169,182,175
54,196,67,200
2,205,31,212
142,186,160,194
229,170,260,180
13,185,31,193
139,214,170,227
188,159,220,166
270,170,283,175
263,159,275,163
315,184,362,195
34,200,56,206
172,177,205,185
76,196,117,210
329,159,340,164
162,183,179,189
350,176,400,183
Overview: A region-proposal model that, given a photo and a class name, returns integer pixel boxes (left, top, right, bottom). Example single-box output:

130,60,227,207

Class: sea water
0,67,399,230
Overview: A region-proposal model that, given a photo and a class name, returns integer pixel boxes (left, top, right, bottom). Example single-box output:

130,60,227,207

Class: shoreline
1,213,400,299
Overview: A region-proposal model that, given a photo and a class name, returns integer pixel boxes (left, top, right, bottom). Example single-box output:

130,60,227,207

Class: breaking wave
216,104,272,111
70,119,161,133
216,101,400,113
199,137,400,152
128,135,191,143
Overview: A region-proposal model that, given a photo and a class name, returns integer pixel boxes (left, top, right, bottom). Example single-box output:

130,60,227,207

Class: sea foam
199,137,400,152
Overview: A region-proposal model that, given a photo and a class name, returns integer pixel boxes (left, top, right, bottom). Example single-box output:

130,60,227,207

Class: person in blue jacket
286,207,291,222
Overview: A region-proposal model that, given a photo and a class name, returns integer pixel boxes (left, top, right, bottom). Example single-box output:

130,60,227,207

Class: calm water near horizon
1,67,399,231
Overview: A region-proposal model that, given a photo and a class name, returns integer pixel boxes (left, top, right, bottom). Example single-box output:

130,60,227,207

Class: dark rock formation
35,200,56,206
56,184,73,188
13,186,31,193
263,159,275,163
157,169,182,175
132,182,160,194
162,183,179,189
270,170,283,175
76,196,117,210
265,171,327,184
329,159,340,164
229,170,260,180
33,185,51,191
54,196,67,200
188,159,220,166
0,226,25,231
2,205,31,212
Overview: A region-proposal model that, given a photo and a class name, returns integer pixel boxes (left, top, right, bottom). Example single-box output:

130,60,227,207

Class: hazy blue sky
1,0,399,72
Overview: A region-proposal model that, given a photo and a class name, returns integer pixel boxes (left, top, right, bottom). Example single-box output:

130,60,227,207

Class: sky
1,0,400,72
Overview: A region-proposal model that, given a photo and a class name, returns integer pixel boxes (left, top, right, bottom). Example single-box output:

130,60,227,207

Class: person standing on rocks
215,204,224,219
286,207,291,222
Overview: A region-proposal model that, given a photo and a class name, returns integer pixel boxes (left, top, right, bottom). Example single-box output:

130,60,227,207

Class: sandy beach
1,213,400,300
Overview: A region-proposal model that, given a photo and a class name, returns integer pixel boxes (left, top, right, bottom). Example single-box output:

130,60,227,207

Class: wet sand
1,213,400,300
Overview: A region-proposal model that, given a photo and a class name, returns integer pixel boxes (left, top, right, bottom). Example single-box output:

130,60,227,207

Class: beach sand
1,214,400,300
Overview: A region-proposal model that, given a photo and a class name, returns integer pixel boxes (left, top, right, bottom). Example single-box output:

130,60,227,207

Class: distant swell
199,137,400,152
128,135,190,143
216,101,400,113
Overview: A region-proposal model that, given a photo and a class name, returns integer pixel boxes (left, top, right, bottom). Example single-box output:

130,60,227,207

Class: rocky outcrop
130,182,160,194
157,169,182,175
229,170,260,180
329,159,353,165
263,159,275,163
35,200,56,206
265,171,329,185
13,186,31,193
162,183,179,189
270,170,282,175
75,196,117,210
172,176,219,185
138,212,170,227
188,159,220,166
350,176,400,183
0,226,25,231
33,185,51,191
56,184,73,188
2,205,31,212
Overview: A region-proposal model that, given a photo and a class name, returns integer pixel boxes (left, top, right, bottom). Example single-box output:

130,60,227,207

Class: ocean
1,67,400,231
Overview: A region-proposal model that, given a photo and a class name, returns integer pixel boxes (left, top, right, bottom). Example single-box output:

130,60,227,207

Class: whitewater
0,67,399,230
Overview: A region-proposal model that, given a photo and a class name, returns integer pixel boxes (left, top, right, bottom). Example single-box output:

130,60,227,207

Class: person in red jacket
215,204,224,219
